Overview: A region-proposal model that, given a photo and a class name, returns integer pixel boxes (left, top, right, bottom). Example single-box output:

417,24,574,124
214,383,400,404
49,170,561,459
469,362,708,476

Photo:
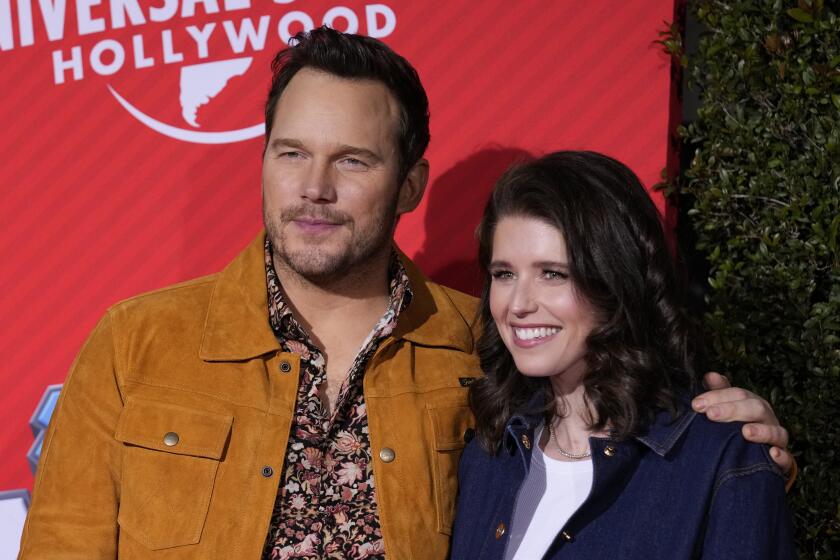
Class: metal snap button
463,427,476,443
279,360,292,373
521,434,531,450
495,522,506,539
261,465,274,478
379,448,396,463
604,445,616,457
561,530,573,542
163,432,179,447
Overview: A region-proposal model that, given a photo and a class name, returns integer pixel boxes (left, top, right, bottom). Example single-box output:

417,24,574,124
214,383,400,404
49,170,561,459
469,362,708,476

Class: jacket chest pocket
114,397,233,551
427,403,474,535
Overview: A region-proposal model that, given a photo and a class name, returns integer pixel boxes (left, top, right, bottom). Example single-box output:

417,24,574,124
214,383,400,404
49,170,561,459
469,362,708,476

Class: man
19,28,792,560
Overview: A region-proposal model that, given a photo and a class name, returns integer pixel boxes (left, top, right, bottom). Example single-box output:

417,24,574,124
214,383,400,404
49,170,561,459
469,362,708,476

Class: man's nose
301,160,337,203
510,280,538,315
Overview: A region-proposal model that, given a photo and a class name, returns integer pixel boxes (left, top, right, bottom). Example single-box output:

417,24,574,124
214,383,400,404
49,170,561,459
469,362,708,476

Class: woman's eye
490,270,514,280
543,270,569,280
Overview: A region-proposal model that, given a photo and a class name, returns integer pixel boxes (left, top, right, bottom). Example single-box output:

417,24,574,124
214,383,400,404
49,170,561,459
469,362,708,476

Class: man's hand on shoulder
691,372,794,475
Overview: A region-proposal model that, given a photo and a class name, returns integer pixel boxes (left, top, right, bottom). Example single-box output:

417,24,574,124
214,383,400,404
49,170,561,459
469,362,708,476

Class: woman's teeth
513,327,560,340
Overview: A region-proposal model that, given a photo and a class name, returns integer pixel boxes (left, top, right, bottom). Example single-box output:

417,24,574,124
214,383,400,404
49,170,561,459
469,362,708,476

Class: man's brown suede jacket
19,232,480,559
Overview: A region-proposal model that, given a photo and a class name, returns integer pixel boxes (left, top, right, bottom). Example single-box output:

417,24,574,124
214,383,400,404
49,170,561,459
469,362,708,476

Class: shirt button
379,448,396,463
561,530,573,542
163,432,179,447
495,522,506,539
604,445,616,457
279,360,292,373
261,466,274,478
521,434,531,449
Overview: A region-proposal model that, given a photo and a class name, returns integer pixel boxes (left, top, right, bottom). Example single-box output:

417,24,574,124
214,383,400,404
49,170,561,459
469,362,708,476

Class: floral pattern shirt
262,239,412,560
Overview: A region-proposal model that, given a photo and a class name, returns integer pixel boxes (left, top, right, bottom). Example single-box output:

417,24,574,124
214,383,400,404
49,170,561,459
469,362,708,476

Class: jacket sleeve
701,444,797,559
18,312,124,559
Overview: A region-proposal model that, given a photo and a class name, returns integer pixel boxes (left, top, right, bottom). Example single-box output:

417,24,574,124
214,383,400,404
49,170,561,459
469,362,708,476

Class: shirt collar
263,236,413,346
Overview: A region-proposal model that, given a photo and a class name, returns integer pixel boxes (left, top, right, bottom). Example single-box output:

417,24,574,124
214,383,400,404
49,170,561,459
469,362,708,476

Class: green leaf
832,93,840,110
787,8,814,22
829,213,840,251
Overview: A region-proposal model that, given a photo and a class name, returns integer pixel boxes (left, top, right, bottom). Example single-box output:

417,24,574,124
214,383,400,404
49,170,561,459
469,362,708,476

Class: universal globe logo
0,0,397,144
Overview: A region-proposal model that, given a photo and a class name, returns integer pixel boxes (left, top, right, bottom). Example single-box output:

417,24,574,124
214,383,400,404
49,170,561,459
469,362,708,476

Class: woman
450,151,795,559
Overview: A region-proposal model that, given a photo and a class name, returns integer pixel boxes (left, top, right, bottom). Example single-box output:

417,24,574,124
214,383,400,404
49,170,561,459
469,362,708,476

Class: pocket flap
115,398,233,460
428,404,473,451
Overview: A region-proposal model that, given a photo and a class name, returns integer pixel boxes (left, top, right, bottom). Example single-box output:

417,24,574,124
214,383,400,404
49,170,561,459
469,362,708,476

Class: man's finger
769,446,795,475
692,387,760,413
702,371,731,390
703,398,778,425
742,423,789,449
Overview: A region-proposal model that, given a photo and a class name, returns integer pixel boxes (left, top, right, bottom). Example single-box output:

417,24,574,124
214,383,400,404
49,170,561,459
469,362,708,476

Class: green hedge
681,1,840,557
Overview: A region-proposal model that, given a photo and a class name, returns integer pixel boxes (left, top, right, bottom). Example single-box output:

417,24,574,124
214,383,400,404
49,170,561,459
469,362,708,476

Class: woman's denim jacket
450,403,795,559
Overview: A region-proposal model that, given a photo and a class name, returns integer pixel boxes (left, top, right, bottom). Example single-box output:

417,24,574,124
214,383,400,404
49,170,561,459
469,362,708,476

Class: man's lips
510,325,561,348
291,218,342,234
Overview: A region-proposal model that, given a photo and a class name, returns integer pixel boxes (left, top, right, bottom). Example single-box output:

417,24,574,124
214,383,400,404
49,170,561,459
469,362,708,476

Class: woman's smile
510,325,562,346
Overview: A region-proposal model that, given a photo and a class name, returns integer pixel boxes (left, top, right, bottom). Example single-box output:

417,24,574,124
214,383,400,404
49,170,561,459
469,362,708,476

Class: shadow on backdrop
415,146,534,297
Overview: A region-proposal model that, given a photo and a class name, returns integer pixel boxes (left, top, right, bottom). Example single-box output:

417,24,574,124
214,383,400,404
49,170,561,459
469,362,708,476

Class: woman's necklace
548,420,592,460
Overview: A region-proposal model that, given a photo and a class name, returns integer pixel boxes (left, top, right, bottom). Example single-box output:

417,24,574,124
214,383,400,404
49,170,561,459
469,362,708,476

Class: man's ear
396,158,429,214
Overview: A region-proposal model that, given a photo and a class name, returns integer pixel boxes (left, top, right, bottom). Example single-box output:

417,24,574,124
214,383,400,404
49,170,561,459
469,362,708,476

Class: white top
505,426,594,560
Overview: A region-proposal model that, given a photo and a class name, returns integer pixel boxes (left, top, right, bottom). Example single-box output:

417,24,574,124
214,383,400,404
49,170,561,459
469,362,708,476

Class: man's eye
341,157,369,168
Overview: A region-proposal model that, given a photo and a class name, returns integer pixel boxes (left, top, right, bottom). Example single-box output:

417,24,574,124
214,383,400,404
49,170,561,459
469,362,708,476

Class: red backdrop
0,0,678,499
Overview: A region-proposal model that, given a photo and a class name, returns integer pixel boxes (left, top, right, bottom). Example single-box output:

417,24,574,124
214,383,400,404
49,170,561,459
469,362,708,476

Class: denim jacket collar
503,394,698,460
635,407,697,456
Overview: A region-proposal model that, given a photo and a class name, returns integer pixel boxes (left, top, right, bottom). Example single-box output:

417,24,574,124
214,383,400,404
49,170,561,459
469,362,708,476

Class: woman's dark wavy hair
470,151,705,452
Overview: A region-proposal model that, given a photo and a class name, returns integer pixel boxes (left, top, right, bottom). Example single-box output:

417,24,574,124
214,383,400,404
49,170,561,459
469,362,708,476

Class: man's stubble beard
264,195,399,285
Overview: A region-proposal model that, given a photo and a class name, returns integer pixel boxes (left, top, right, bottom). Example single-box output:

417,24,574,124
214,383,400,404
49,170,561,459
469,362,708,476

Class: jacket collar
390,248,474,353
200,231,474,361
200,231,281,361
635,407,697,456
503,393,697,458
